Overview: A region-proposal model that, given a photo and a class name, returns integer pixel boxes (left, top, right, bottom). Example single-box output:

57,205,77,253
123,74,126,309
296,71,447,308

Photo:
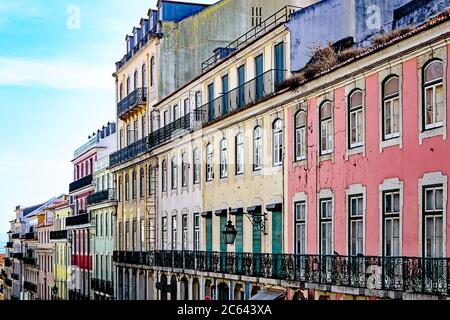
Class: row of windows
74,158,93,181
161,214,201,251
295,59,445,160
95,212,114,237
119,114,147,149
294,185,444,258
94,254,113,281
119,56,155,100
117,219,146,252
160,119,283,191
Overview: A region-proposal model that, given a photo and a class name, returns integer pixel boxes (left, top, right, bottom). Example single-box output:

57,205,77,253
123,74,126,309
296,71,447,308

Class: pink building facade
283,19,450,299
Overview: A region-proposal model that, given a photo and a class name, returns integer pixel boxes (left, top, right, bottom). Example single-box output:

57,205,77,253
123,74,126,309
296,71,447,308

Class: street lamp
221,220,237,245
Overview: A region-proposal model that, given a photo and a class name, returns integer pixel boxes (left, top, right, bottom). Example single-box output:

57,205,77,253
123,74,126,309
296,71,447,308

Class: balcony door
255,54,264,100
237,65,245,108
274,42,285,84
207,83,215,122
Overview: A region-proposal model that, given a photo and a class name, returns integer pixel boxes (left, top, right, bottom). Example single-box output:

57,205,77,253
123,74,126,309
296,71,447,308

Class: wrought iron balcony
4,258,11,267
117,87,148,120
25,232,37,240
50,230,68,240
113,250,450,296
193,69,286,127
91,278,114,296
11,233,20,239
69,174,93,193
1,270,7,279
69,289,90,301
87,189,116,206
5,279,12,287
23,257,37,266
11,273,19,280
202,5,300,71
24,281,37,293
12,253,23,260
109,136,149,168
6,242,13,248
66,213,90,227
148,113,191,150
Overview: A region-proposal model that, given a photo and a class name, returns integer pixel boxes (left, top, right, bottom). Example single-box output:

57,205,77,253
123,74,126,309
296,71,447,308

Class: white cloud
0,57,113,89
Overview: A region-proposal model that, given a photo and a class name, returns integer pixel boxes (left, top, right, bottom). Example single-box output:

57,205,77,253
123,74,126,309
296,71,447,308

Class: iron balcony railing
66,213,90,227
12,253,23,260
50,230,68,240
117,87,148,119
92,278,114,296
148,113,191,150
87,189,116,206
5,279,12,287
109,136,149,168
69,289,90,301
23,257,37,266
25,232,37,240
24,281,37,293
4,258,11,267
11,273,19,280
202,5,300,71
69,174,93,193
6,242,13,248
113,250,450,296
193,69,286,127
11,233,20,239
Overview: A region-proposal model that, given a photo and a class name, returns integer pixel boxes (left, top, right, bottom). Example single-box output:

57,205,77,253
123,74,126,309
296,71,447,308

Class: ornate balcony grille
12,253,23,260
50,230,68,240
11,233,20,239
87,189,116,206
66,213,90,227
113,250,450,296
148,113,191,150
25,232,37,240
117,88,148,119
109,137,149,168
23,257,37,266
69,174,93,193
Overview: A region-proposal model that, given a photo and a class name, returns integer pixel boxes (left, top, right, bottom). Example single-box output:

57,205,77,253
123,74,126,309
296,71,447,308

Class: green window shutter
272,211,282,254
235,215,243,253
220,215,227,252
253,222,261,254
206,217,212,252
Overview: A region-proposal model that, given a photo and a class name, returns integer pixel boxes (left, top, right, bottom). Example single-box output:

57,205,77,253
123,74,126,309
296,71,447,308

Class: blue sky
0,0,216,239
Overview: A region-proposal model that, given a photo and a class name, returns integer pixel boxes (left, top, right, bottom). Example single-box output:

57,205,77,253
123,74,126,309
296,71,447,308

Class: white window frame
236,133,244,175
220,139,228,179
273,119,283,167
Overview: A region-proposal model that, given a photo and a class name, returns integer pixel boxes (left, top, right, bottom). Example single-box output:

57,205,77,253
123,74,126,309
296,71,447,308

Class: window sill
420,126,444,144
380,136,401,152
347,145,364,158
252,169,262,177
292,159,307,169
319,153,333,162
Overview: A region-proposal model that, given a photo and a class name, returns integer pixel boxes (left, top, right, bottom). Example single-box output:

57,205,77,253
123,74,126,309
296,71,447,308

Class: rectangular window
349,109,363,148
348,195,364,256
194,214,200,251
133,120,138,143
125,221,129,250
255,54,264,100
142,115,147,138
423,185,444,257
118,222,122,251
237,65,245,108
383,190,400,257
132,220,137,252
220,140,228,179
274,42,285,84
140,219,145,251
162,217,168,250
424,84,444,130
127,124,131,146
182,215,188,251
295,202,306,255
319,199,333,255
163,110,168,127
184,98,190,116
207,83,215,122
222,74,229,115
120,129,124,149
235,134,244,175
171,216,177,250
173,104,179,121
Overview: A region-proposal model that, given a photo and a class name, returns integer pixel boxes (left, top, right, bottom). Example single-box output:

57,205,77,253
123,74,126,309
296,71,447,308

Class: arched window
162,160,168,192
126,77,131,95
206,144,213,181
181,153,188,187
295,110,307,161
134,70,138,90
423,60,444,130
140,168,145,198
382,76,400,140
171,156,178,189
348,89,364,148
319,101,333,155
235,133,244,175
142,64,147,88
132,171,137,199
253,126,262,171
125,174,129,201
272,119,283,166
193,148,200,184
220,139,228,178
150,56,155,87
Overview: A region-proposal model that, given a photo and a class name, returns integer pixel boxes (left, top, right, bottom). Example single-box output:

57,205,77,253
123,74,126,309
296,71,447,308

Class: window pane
435,188,443,210
392,98,400,134
296,111,306,127
393,193,400,213
435,84,444,124
351,198,357,216
424,61,443,83
385,193,392,214
357,197,363,216
357,110,363,143
350,91,362,109
425,87,434,126
425,189,434,211
384,77,399,97
384,100,392,136
320,102,331,119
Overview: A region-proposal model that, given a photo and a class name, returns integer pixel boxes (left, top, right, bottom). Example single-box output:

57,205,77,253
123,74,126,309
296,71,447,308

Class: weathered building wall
158,0,315,99
393,0,450,28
